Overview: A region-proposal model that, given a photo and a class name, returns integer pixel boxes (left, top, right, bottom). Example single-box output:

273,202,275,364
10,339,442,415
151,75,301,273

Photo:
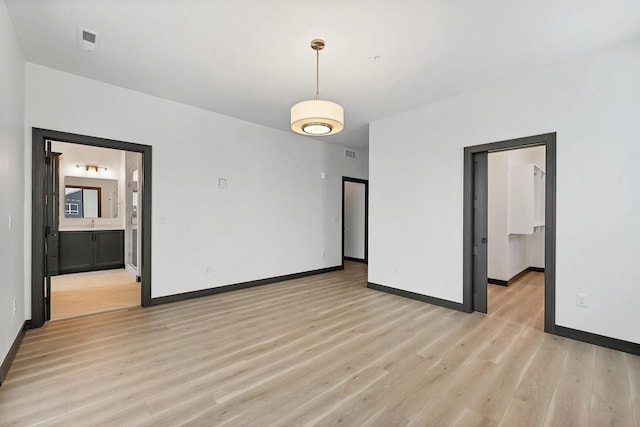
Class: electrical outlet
576,293,588,308
322,250,326,258
393,266,399,274
160,216,167,225
205,265,211,274
13,299,17,314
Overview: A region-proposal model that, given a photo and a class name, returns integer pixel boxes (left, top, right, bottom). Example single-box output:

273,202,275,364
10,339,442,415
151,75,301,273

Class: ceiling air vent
345,149,357,159
78,26,99,51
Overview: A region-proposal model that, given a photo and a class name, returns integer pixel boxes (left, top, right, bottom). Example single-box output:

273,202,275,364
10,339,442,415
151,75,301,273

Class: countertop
59,227,125,232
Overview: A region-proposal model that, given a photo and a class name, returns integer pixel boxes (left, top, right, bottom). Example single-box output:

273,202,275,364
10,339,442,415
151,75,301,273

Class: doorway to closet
463,133,556,334
342,177,368,265
486,145,547,330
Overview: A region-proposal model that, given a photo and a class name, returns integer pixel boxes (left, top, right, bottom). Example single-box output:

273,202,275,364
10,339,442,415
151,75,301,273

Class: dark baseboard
344,256,367,264
554,325,640,356
489,266,546,287
150,265,344,306
0,321,28,387
508,268,531,286
367,282,465,312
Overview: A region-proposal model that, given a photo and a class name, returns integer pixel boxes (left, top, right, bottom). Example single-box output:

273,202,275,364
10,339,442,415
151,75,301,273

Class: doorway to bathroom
31,128,152,327
47,141,141,320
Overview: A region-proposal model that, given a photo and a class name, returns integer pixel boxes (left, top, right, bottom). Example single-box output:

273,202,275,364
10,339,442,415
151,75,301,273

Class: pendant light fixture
291,39,344,136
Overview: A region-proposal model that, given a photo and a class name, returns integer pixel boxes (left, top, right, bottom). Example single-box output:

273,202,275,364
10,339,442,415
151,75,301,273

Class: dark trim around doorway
31,128,152,328
341,177,369,265
463,132,556,332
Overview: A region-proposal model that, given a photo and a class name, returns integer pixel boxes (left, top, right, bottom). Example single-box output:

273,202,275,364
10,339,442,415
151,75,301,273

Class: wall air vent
345,149,357,159
78,26,99,51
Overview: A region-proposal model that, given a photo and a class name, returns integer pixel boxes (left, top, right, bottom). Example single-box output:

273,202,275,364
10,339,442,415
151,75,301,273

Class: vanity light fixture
76,164,107,172
291,39,344,137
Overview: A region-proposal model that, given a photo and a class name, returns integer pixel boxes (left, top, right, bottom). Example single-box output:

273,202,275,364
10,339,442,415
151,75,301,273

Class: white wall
344,181,366,259
0,0,25,365
24,63,368,305
369,40,640,343
52,141,126,229
488,146,545,281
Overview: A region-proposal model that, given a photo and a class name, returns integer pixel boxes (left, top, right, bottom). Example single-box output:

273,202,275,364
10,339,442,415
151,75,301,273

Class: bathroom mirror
64,176,118,218
64,186,100,218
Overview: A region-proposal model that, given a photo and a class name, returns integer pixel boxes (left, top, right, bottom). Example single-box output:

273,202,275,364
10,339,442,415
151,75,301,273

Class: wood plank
624,353,640,427
408,357,499,427
452,408,498,427
467,325,544,422
590,346,634,427
542,339,595,427
497,335,568,426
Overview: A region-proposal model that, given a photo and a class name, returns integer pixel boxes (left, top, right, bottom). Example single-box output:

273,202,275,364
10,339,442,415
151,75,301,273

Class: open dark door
44,141,60,321
472,152,488,313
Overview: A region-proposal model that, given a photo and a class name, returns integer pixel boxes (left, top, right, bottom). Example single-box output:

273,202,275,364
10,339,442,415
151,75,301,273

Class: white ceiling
6,1,640,149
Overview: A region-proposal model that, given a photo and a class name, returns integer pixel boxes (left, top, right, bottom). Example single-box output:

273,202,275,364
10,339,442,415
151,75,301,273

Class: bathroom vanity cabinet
58,230,124,274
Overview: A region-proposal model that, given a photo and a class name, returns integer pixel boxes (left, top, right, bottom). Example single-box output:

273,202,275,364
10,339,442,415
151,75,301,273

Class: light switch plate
576,293,588,308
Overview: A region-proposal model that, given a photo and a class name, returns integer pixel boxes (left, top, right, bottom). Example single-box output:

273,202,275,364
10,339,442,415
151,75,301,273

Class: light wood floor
1,263,638,426
51,269,140,320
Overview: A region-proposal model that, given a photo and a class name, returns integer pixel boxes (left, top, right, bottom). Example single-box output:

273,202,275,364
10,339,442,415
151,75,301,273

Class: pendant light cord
316,47,320,100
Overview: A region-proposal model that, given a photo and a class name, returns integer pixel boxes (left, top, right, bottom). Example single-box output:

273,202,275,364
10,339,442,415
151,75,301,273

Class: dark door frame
31,128,153,328
471,151,488,313
341,177,369,265
463,132,556,333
